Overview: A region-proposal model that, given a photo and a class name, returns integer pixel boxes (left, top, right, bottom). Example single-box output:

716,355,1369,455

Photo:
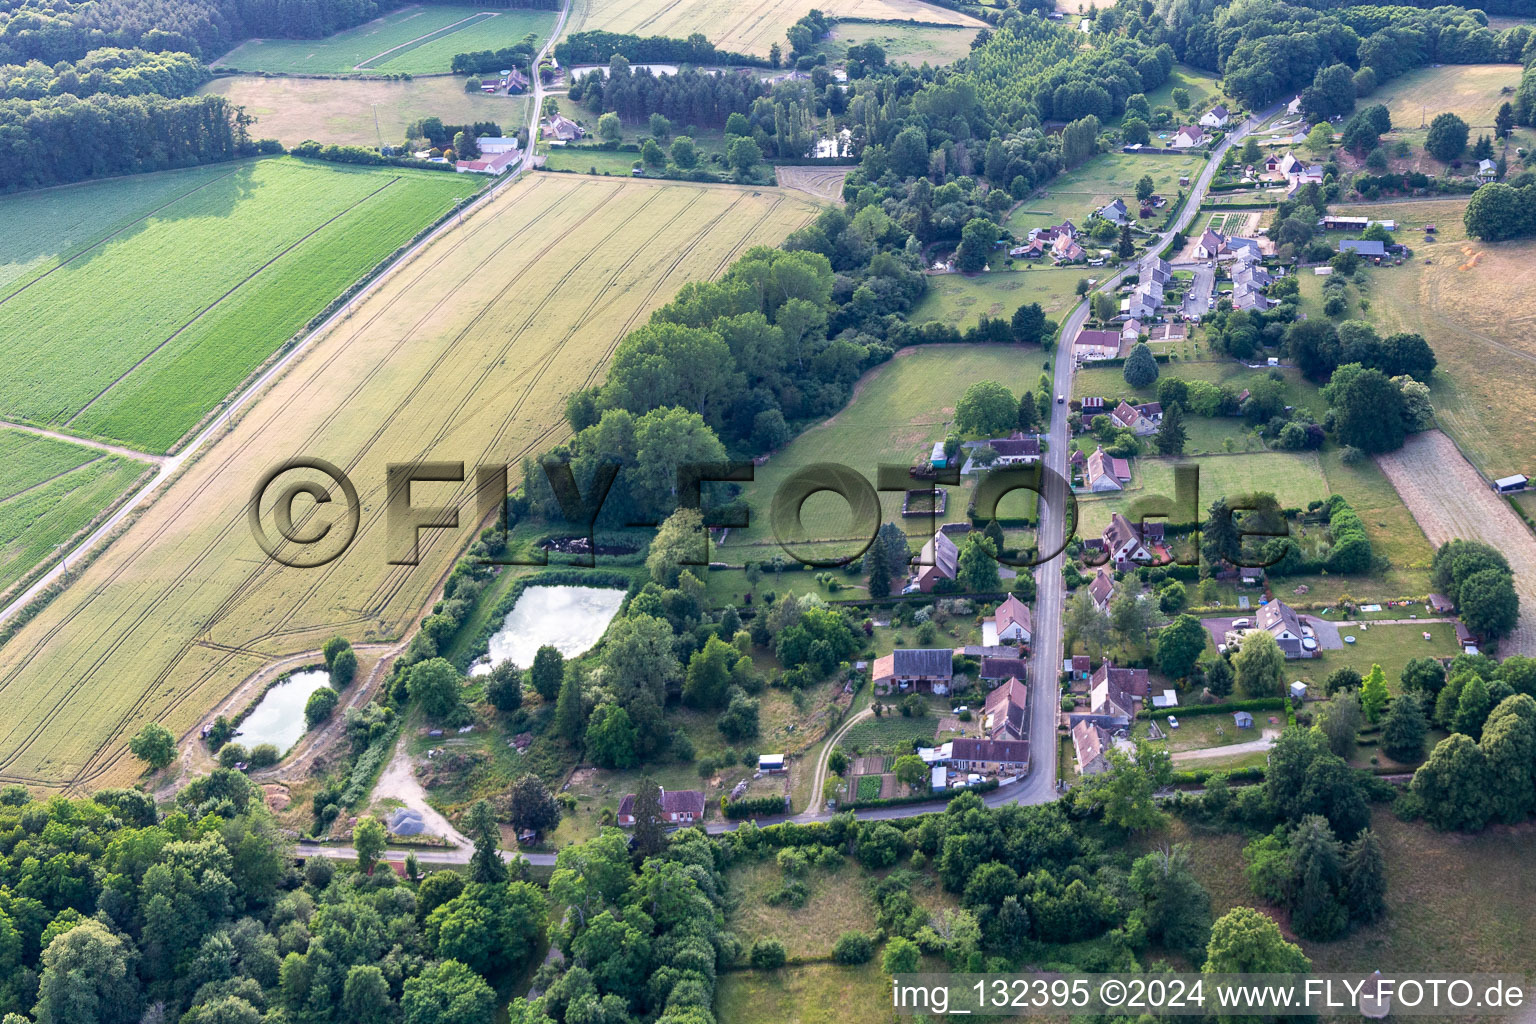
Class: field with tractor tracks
0,173,818,791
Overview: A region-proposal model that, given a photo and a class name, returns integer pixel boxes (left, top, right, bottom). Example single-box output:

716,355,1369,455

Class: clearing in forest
0,174,817,792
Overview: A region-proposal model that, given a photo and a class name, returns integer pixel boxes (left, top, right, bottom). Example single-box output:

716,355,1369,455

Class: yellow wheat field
0,173,817,791
570,0,982,56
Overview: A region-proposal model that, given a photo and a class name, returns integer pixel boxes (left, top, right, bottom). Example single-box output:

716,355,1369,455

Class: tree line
0,47,206,100
552,29,768,68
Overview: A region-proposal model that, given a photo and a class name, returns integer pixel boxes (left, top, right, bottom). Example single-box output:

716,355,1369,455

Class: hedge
1146,697,1286,720
1170,765,1265,784
723,794,791,819
845,778,998,810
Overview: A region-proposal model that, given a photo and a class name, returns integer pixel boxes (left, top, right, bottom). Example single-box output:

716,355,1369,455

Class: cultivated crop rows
0,174,818,791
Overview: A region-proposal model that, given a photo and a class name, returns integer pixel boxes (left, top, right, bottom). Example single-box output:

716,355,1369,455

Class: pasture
0,175,818,792
912,267,1084,329
1334,198,1536,482
215,4,555,74
0,430,150,597
200,76,530,148
1370,63,1521,128
568,0,982,56
0,157,482,453
718,345,1048,562
1004,151,1206,238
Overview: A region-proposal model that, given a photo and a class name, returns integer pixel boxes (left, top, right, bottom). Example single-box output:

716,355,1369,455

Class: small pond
235,670,332,754
470,585,626,676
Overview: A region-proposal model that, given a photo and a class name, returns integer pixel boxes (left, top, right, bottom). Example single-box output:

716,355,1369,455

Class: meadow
1004,151,1206,239
718,345,1048,563
0,174,818,792
0,157,483,454
199,76,530,148
568,0,982,56
215,4,555,75
822,21,976,66
0,430,150,596
911,266,1085,329
1369,63,1521,129
1073,451,1324,535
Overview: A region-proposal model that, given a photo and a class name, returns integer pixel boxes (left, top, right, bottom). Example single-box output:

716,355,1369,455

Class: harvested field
1371,63,1521,128
825,22,976,66
0,175,818,791
215,4,556,74
570,0,982,56
0,158,483,453
1376,430,1536,654
774,166,849,203
199,76,530,149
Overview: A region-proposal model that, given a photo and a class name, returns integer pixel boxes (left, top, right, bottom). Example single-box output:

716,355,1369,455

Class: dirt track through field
1375,430,1536,654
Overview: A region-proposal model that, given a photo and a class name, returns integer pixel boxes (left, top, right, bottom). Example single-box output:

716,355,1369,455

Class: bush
248,743,280,768
724,794,789,819
750,938,787,969
832,931,874,964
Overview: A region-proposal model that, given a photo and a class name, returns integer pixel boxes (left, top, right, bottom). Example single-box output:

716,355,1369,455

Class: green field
215,4,555,75
0,158,482,453
1075,452,1325,535
0,430,150,596
719,345,1048,561
1005,151,1206,240
911,266,1084,329
822,22,977,66
1370,63,1521,129
1289,622,1461,692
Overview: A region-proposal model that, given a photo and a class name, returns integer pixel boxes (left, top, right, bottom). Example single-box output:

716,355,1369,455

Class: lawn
1136,711,1253,753
0,157,483,453
1369,63,1522,129
214,4,556,74
1074,452,1325,536
567,0,982,56
1332,198,1536,481
1288,622,1460,692
911,266,1085,330
0,430,152,596
822,22,977,67
200,76,531,148
1004,151,1206,240
1133,63,1224,124
718,344,1049,563
0,175,820,792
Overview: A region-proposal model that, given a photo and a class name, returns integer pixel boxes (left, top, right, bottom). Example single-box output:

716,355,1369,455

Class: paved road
271,104,1285,869
1179,263,1214,319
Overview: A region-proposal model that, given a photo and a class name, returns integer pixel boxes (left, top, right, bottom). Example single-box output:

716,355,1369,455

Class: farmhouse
1084,446,1131,492
992,593,1033,644
618,786,706,826
1200,104,1231,128
873,649,954,694
949,737,1030,773
456,149,521,175
983,677,1029,741
909,529,960,592
1075,328,1124,363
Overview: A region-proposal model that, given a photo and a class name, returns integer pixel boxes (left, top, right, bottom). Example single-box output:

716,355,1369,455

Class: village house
1079,396,1108,420
618,786,706,826
983,435,1041,467
991,593,1034,645
1096,198,1131,225
541,113,584,142
1194,228,1225,260
1088,566,1116,611
1097,512,1165,571
1063,654,1092,682
1071,660,1151,727
1052,233,1086,263
1478,158,1497,182
873,648,954,694
949,737,1030,773
1200,104,1231,129
909,530,959,592
1072,719,1118,775
983,677,1029,741
1121,288,1159,320
1083,445,1132,492
1170,125,1207,149
1255,599,1313,658
980,655,1029,684
1233,281,1274,311
455,149,521,175
1110,400,1160,436
1075,328,1124,363
1120,318,1144,344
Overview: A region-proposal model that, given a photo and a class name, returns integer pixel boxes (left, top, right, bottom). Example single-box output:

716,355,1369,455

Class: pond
470,585,626,676
235,669,332,754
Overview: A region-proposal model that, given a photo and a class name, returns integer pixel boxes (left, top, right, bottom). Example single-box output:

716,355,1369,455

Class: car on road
1056,393,1064,403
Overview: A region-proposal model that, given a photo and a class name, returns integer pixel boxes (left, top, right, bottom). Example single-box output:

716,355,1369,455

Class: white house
1200,104,1230,129
1170,125,1207,149
992,594,1033,644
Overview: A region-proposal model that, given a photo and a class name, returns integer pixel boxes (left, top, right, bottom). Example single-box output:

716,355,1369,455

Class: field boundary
354,11,498,69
